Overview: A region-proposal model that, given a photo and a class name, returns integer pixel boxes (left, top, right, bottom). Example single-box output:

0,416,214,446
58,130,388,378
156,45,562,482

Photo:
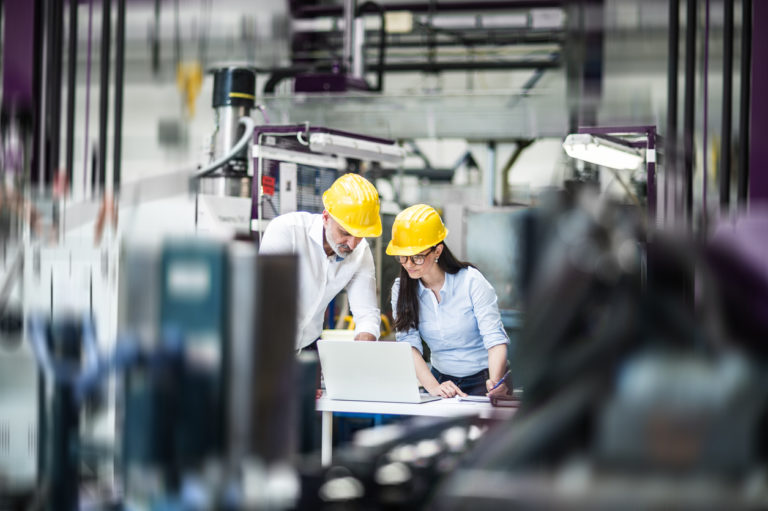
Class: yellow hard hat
322,173,382,237
386,204,449,256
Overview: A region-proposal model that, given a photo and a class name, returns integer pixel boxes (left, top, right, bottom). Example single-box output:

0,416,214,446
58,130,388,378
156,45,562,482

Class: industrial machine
22,239,303,510
193,65,405,238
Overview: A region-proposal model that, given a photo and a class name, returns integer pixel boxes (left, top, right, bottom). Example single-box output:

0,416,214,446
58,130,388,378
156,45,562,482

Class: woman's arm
411,347,466,398
486,344,508,396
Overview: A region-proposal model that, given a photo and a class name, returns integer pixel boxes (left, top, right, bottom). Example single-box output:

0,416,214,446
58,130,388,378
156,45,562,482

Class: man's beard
326,229,352,258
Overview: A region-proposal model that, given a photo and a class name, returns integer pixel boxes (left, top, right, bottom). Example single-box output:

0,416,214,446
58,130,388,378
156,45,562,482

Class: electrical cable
194,116,255,178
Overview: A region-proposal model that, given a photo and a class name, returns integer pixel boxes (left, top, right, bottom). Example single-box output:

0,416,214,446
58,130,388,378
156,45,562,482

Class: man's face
323,211,362,256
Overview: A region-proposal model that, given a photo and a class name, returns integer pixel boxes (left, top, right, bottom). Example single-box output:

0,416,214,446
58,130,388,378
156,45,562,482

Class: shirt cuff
355,320,381,340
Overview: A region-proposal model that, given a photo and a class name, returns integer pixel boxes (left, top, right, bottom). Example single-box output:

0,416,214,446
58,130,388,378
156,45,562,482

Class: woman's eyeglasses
394,247,435,266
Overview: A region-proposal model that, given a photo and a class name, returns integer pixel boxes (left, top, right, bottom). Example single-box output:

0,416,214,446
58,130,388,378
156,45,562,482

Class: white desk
316,396,517,466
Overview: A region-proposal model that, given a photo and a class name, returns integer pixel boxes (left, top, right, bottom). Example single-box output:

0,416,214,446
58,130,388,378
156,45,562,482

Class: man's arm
346,246,380,340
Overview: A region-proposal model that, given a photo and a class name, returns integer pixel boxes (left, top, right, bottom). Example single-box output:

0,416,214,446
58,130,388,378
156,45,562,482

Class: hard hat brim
330,212,383,238
385,230,448,256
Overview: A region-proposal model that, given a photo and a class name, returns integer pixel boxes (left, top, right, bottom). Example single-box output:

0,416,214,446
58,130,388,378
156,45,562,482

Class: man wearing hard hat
259,173,382,350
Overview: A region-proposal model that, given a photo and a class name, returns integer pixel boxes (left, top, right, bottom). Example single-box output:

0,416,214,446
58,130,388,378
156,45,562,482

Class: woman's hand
486,378,508,397
428,380,468,398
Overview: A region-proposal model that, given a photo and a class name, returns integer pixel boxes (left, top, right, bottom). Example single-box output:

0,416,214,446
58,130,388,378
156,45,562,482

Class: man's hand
486,378,509,397
316,388,323,399
427,381,467,398
354,332,376,341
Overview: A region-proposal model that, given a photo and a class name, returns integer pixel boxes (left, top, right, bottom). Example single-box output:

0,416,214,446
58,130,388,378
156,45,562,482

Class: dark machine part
122,337,186,496
158,240,229,466
428,199,768,510
38,317,83,511
226,248,300,470
200,67,256,197
282,1,564,95
248,254,300,463
297,415,486,510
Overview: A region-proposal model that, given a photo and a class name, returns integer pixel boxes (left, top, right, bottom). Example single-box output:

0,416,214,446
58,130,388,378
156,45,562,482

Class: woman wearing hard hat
388,204,510,398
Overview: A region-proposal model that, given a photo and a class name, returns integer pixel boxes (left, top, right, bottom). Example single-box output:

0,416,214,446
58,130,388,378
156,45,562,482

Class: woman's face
400,244,443,279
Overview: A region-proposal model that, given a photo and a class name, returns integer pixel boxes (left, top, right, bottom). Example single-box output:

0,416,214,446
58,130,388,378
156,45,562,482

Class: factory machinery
2,0,767,509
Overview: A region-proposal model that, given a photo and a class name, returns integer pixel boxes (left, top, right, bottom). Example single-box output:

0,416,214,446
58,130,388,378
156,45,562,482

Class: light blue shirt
391,266,509,377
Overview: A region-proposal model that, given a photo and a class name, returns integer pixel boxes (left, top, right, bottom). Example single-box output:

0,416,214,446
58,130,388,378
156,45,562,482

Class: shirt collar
417,271,451,296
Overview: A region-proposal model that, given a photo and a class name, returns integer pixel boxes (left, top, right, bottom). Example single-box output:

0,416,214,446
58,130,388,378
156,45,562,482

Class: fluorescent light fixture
562,133,644,170
309,133,406,164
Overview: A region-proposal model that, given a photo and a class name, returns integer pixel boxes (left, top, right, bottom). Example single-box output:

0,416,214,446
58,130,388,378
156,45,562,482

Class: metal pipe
682,0,696,224
49,0,64,186
65,0,78,189
98,0,111,194
737,0,751,205
702,0,710,229
486,141,496,207
293,1,564,18
302,30,565,47
82,0,94,196
343,0,355,72
367,59,561,72
352,17,365,79
113,0,125,192
36,0,49,195
719,0,733,209
358,1,386,91
647,127,657,222
151,0,160,74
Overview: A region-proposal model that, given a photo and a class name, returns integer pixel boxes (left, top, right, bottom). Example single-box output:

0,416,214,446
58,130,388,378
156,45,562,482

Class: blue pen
489,370,510,392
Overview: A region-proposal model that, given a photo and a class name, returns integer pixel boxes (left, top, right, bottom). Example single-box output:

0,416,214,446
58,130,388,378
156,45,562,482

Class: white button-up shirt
259,212,380,349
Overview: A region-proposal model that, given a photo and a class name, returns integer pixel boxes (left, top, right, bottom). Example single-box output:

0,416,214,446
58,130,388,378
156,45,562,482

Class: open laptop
317,340,440,403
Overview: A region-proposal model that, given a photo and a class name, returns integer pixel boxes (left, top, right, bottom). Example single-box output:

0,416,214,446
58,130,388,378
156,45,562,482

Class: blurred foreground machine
22,239,305,510
430,195,768,510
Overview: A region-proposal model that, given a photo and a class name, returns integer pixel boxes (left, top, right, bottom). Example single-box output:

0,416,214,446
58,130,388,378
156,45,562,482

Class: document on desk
444,395,490,403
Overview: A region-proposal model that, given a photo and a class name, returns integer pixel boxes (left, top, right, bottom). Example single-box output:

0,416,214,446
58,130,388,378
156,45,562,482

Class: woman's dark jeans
430,367,489,396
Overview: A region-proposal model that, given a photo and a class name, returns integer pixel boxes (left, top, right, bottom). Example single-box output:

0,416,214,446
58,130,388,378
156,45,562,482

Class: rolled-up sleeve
391,278,423,353
469,271,509,350
346,246,381,339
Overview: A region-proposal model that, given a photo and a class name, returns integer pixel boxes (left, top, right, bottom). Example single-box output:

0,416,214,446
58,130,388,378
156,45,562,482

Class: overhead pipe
34,0,49,194
98,0,111,194
113,0,126,192
682,0,696,224
262,58,558,95
664,0,679,223
737,0,751,205
65,0,78,188
48,0,64,187
292,1,564,18
366,58,560,72
357,1,386,91
719,0,733,210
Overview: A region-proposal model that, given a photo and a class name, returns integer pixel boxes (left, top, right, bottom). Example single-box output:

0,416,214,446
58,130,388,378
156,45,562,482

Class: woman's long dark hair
393,242,474,332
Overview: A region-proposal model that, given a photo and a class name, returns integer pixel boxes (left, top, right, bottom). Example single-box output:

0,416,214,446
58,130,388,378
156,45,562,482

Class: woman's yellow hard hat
322,173,382,237
386,204,448,256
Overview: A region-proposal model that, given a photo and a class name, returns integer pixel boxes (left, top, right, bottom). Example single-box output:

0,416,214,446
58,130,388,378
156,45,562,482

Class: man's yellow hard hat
386,204,448,256
322,173,382,237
